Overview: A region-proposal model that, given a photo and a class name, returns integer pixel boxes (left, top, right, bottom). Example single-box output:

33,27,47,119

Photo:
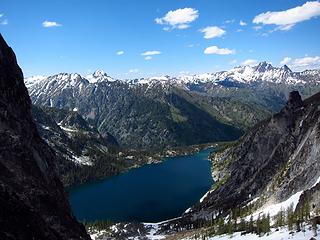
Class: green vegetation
193,199,317,239
170,106,188,123
83,220,114,231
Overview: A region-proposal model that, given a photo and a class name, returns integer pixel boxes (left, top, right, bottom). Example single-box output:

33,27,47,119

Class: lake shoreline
68,147,215,223
64,142,218,189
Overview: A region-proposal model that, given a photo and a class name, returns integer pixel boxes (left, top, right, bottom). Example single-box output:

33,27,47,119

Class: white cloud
145,56,152,60
280,57,292,65
204,46,235,55
292,56,320,70
129,69,139,73
224,19,235,24
239,20,247,26
116,51,124,55
42,20,62,28
253,1,320,30
242,59,258,66
141,50,161,56
200,26,225,39
280,56,320,70
155,8,199,30
229,59,238,64
0,13,3,18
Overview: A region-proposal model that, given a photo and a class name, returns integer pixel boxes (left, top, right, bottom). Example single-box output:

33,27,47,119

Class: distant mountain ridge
25,62,320,87
24,62,320,150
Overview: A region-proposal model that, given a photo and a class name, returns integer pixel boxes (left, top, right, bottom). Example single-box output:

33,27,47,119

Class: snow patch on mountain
183,226,320,240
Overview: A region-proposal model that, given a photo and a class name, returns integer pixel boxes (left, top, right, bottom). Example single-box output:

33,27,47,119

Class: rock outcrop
0,34,90,239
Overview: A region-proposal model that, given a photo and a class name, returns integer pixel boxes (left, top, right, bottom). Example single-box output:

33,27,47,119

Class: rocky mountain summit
0,35,90,239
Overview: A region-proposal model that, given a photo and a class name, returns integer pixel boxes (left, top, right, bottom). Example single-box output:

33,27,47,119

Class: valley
23,56,320,240
1,0,320,238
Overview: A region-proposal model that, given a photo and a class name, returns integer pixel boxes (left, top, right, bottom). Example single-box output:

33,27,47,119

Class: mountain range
24,62,320,151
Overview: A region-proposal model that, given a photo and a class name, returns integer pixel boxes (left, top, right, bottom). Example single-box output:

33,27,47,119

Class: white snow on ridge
86,69,116,83
73,155,92,166
200,189,214,203
312,175,320,188
25,63,320,91
24,75,47,87
249,191,303,221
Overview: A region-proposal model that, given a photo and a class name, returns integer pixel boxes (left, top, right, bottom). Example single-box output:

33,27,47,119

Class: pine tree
275,208,284,228
239,217,246,232
217,217,225,235
256,214,261,235
264,214,271,233
227,218,233,235
287,203,295,231
249,215,254,233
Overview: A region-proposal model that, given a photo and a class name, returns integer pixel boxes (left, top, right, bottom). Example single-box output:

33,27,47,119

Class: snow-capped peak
254,61,274,72
86,69,115,83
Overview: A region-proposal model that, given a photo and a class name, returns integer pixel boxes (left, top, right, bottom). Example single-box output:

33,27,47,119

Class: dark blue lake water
67,148,214,223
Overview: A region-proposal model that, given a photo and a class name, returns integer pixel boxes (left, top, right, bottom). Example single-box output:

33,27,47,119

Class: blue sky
1,0,320,78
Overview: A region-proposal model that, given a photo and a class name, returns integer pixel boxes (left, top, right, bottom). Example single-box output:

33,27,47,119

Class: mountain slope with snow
182,91,320,228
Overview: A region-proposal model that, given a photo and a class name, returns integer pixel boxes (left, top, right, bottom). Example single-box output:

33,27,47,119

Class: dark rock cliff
187,90,320,221
0,34,90,239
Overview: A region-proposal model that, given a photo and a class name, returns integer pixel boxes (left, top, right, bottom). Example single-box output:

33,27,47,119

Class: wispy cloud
0,19,8,25
281,56,320,70
129,69,139,73
224,19,235,24
155,8,199,30
242,59,258,66
116,51,124,55
280,57,292,65
141,50,161,56
145,56,152,60
204,46,235,55
253,26,262,31
200,26,225,39
239,20,247,26
42,20,62,28
253,1,320,31
0,14,8,26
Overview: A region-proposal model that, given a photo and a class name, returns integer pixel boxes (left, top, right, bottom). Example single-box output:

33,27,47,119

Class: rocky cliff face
186,90,320,221
0,35,90,239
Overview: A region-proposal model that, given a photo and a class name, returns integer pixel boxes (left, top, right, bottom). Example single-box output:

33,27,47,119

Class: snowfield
184,226,320,240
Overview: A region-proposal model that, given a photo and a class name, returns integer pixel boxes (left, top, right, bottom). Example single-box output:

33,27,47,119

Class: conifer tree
287,203,294,231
